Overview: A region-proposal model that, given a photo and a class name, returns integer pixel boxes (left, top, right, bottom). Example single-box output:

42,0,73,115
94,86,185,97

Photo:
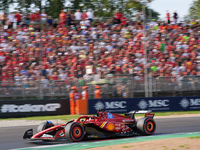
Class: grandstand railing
0,75,200,100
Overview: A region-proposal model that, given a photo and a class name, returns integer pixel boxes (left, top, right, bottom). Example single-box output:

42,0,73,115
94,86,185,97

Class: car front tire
65,122,84,142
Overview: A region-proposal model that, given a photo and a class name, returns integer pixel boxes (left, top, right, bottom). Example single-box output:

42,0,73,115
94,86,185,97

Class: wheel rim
146,121,154,132
72,126,82,139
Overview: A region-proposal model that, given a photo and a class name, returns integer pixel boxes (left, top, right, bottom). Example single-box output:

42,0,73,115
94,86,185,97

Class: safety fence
0,75,200,100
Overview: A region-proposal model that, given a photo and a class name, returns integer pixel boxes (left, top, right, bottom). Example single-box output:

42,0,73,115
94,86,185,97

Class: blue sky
150,0,193,19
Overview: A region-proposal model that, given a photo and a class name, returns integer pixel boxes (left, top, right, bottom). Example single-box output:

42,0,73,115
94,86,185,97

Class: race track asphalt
1,117,200,150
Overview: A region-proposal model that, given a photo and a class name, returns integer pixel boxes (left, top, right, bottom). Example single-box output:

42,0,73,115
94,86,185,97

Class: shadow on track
26,133,164,146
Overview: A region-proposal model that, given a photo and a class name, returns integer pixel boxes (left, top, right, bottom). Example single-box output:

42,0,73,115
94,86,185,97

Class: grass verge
0,111,200,121
189,136,200,139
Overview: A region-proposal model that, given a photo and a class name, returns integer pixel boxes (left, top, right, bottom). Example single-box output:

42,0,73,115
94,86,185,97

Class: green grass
121,145,134,148
162,145,168,149
0,115,81,122
0,111,200,121
189,136,200,139
153,111,200,116
179,145,185,147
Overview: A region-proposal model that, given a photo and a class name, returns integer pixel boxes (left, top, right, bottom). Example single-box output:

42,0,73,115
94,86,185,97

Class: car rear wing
125,110,154,119
129,110,152,114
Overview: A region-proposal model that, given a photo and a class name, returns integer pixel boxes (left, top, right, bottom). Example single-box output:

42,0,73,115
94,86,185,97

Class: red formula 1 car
23,110,156,142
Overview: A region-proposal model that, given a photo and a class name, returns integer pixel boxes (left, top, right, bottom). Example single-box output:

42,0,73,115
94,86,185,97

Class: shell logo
107,123,114,131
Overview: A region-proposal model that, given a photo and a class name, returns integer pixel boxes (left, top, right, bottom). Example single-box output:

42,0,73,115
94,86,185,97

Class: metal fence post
22,84,25,100
38,80,43,100
130,77,134,98
149,74,153,97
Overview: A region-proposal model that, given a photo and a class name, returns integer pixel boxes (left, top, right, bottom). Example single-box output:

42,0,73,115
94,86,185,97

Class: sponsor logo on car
106,123,114,131
122,126,129,132
115,127,121,131
42,134,53,138
122,120,133,122
59,131,65,137
100,122,107,128
114,123,121,126
87,135,98,138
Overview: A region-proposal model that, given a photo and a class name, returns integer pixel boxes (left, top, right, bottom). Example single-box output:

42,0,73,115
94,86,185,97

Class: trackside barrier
88,96,200,114
76,99,88,115
70,100,76,115
70,99,88,115
0,99,70,118
1,96,200,118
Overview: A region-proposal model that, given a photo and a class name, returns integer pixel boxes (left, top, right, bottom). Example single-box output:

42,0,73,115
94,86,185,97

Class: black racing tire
136,117,156,135
37,121,54,133
65,122,84,142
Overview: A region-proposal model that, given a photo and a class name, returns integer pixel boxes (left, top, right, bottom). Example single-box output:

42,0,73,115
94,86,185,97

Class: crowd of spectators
0,9,200,90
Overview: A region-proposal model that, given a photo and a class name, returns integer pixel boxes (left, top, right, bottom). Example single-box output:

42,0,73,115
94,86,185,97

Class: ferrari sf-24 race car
23,110,156,142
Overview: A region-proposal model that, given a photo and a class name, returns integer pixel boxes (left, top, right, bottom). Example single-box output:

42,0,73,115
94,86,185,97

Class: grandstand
0,9,200,100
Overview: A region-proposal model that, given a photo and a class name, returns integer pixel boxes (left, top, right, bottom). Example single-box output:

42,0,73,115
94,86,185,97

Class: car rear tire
136,117,156,135
65,122,84,142
37,121,54,133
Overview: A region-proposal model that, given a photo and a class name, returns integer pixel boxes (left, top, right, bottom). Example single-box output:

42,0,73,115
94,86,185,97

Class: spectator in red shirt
114,11,122,24
166,10,170,24
50,71,59,81
30,12,36,24
15,11,22,25
59,10,66,28
120,14,127,26
81,10,88,20
1,72,8,81
35,10,41,23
